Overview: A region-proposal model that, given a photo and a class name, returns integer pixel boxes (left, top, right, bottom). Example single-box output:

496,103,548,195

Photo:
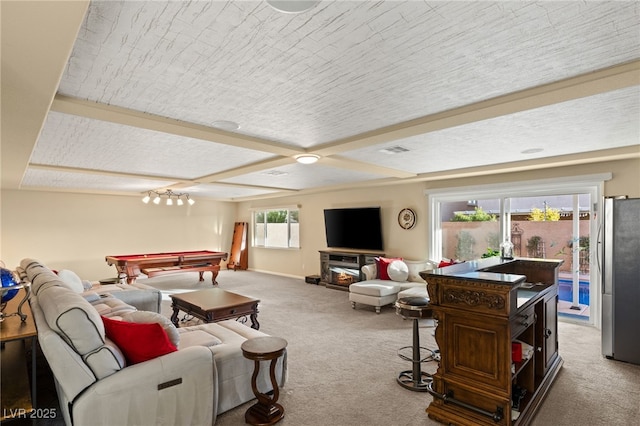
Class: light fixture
295,154,320,164
211,120,240,131
142,190,195,206
266,0,320,14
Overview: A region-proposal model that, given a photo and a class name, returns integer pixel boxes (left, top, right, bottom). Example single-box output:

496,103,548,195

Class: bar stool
395,296,436,392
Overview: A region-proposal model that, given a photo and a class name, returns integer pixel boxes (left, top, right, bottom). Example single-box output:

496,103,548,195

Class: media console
420,257,563,426
319,250,384,290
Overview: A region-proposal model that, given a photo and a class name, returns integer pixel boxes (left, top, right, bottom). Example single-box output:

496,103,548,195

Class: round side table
241,336,288,426
395,296,435,392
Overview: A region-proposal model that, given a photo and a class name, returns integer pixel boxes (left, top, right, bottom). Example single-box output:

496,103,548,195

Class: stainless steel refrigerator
600,197,640,365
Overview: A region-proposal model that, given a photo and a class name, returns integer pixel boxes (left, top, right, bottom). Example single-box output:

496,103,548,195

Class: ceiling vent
379,146,410,154
261,170,289,176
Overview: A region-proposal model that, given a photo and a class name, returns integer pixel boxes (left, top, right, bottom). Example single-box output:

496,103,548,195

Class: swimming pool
558,279,590,305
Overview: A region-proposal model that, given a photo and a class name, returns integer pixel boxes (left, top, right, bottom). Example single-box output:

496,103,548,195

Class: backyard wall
443,220,590,273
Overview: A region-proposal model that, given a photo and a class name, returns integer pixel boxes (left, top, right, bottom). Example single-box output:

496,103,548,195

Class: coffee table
170,288,260,329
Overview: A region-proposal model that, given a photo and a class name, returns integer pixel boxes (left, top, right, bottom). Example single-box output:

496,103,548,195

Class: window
252,207,300,248
427,173,611,326
441,198,501,261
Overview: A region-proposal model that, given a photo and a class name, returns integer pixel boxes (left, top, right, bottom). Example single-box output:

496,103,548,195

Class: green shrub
452,207,497,222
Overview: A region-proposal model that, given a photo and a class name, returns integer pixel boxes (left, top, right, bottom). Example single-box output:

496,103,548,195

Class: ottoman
397,285,429,300
349,281,401,314
178,320,287,415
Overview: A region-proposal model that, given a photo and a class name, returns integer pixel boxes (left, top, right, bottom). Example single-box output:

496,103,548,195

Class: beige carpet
146,270,640,426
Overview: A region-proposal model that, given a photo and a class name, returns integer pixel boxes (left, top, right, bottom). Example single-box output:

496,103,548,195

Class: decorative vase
500,241,514,260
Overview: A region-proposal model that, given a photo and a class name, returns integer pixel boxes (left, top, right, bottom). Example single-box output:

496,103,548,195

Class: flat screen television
323,207,383,251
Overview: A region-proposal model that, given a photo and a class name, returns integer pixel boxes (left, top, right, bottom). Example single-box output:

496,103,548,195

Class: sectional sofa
348,258,433,313
19,258,286,425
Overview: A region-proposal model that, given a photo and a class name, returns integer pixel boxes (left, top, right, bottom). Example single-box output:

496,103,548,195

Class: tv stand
319,250,383,291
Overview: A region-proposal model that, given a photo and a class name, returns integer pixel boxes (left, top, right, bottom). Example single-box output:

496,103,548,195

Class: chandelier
142,190,195,206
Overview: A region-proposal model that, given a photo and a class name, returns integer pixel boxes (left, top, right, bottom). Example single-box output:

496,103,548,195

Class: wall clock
398,208,417,230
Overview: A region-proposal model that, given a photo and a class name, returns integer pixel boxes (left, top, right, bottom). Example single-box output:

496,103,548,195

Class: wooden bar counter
420,257,563,426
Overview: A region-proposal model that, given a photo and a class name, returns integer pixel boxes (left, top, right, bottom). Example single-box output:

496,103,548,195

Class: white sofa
86,281,162,313
19,258,286,426
348,259,434,313
54,267,162,313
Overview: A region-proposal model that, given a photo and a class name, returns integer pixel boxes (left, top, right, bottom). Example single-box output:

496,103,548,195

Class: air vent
379,146,410,154
261,170,289,176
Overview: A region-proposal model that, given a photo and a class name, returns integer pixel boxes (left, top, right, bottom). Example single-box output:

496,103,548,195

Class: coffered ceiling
2,1,639,202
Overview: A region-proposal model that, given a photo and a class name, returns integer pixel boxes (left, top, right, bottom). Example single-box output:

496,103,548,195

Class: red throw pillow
102,316,177,365
438,258,462,268
375,257,403,280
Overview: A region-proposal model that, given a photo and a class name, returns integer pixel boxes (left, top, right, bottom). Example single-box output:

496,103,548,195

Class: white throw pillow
57,269,85,293
404,260,432,282
387,260,409,282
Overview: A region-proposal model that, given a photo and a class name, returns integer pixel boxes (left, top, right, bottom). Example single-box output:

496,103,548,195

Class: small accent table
1,288,37,420
170,288,260,329
241,336,287,426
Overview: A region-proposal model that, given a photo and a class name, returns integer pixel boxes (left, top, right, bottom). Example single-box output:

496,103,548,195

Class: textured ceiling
3,1,639,202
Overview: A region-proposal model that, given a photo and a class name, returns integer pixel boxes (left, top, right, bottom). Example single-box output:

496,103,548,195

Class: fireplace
319,250,383,290
329,265,359,286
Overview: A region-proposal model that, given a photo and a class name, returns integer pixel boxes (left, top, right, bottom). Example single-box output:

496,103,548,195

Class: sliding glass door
440,199,501,261
428,174,608,325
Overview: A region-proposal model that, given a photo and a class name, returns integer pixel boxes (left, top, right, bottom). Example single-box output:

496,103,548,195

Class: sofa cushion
178,329,223,348
404,259,435,282
375,257,403,280
57,269,85,293
102,316,177,364
89,294,138,318
20,258,62,296
39,285,106,356
349,281,401,297
398,285,429,299
83,337,127,378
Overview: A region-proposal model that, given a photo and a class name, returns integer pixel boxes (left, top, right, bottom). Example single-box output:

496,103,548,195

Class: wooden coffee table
170,288,260,329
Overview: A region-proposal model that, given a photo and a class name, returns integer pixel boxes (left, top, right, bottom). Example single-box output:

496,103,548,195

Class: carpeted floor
20,270,640,425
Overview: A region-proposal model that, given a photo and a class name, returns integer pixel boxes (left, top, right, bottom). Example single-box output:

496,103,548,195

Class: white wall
237,182,430,278
0,190,237,279
238,158,640,278
1,158,638,280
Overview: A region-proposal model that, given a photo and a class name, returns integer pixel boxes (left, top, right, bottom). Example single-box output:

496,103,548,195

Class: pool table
105,250,228,284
